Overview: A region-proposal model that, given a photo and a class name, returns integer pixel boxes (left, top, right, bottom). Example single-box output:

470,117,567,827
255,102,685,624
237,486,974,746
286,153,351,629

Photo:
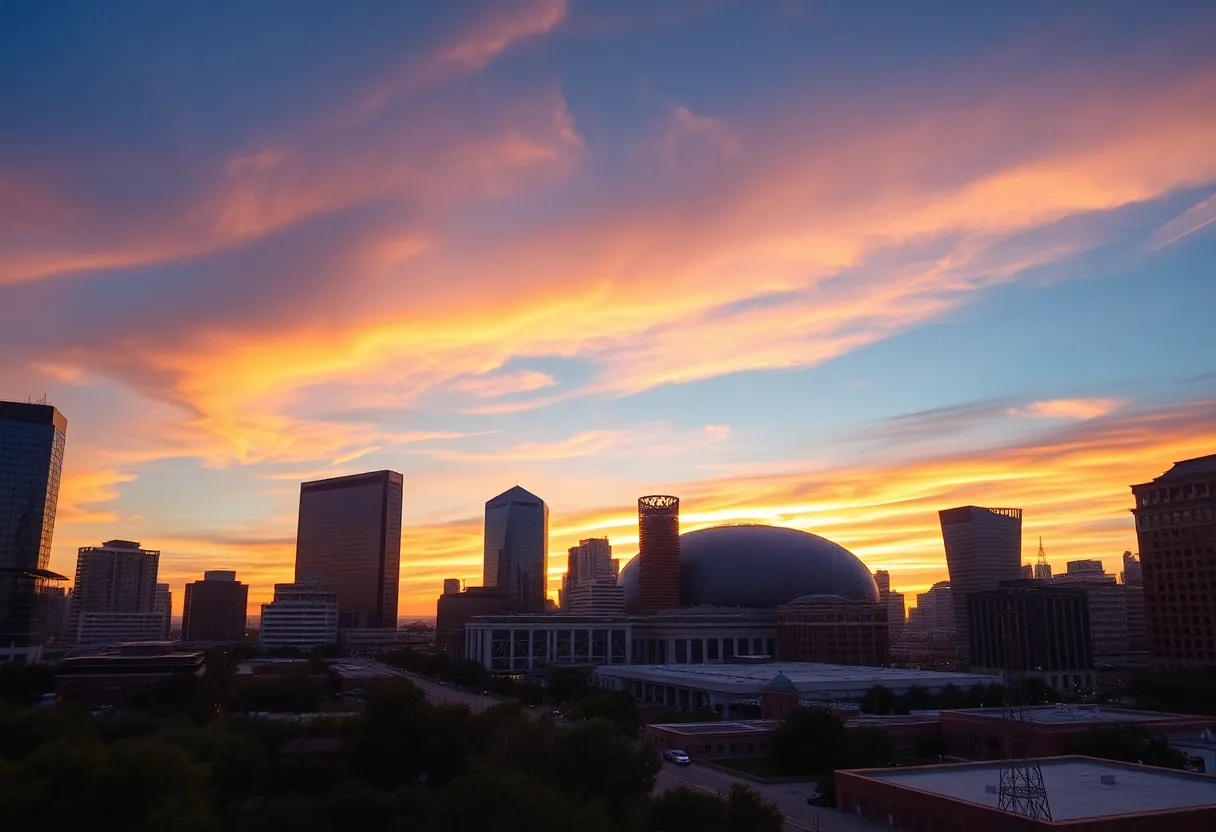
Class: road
656,762,887,832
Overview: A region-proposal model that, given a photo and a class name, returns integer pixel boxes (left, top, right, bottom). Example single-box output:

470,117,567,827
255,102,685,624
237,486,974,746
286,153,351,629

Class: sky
2,0,1215,618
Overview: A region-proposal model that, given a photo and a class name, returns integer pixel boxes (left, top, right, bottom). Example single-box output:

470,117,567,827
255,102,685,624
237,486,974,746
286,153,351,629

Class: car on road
662,749,691,765
806,793,833,807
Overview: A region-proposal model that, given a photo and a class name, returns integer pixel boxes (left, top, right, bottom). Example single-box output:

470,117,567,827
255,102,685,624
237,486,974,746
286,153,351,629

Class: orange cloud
448,369,559,398
1014,399,1126,420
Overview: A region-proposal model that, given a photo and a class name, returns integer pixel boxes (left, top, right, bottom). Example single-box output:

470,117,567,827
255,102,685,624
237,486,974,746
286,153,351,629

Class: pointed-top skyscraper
484,486,549,612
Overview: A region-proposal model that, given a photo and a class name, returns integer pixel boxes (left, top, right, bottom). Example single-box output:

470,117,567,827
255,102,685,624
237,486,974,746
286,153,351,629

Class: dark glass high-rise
483,486,549,612
0,402,69,661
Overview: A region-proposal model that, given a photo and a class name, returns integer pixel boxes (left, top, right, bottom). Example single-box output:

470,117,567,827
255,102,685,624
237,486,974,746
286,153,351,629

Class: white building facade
259,578,338,651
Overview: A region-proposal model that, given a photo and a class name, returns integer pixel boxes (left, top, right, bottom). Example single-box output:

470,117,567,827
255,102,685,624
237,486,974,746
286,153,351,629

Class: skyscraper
1131,455,1216,666
0,401,69,661
295,470,403,629
636,495,681,613
1120,551,1148,653
940,505,1023,658
562,537,623,615
69,539,163,646
1051,562,1129,658
483,486,549,612
153,583,172,638
182,570,248,642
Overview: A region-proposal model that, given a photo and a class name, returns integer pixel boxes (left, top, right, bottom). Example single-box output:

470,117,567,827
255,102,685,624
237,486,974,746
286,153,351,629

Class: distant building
967,582,1093,690
69,540,161,646
911,581,954,632
37,585,71,646
636,496,681,614
873,571,905,644
57,642,205,707
295,470,402,630
435,586,511,658
182,570,248,643
153,583,172,638
562,537,622,614
940,505,1023,657
1034,560,1053,580
1121,551,1149,653
1052,562,1129,659
0,401,70,662
1131,454,1216,666
776,595,889,666
874,570,891,594
259,578,338,651
442,578,461,595
483,486,549,613
1021,563,1034,579
72,612,168,647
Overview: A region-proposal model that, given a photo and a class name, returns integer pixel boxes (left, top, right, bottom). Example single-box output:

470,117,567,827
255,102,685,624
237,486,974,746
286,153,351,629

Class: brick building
1131,455,1216,666
836,756,1216,832
776,594,890,666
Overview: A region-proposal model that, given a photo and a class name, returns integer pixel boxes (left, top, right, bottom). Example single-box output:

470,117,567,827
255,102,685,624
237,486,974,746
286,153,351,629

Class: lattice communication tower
997,601,1052,821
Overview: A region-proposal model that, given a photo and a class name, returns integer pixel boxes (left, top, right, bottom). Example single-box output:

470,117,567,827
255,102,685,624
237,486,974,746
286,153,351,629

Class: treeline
0,669,784,831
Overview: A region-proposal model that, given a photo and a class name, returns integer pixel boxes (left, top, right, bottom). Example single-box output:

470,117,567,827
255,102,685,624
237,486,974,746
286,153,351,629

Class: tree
443,660,490,690
548,718,661,824
770,707,847,775
848,726,895,768
435,760,616,832
1065,722,1188,769
566,690,640,734
964,683,986,708
648,784,783,832
0,663,55,706
548,667,592,702
860,685,897,714
515,680,545,707
903,685,932,711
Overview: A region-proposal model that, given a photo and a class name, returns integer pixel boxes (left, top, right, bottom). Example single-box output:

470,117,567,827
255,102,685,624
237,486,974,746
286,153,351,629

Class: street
655,762,887,832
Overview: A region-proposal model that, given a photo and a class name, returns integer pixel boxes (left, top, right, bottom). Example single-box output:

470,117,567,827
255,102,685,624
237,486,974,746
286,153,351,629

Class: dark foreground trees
0,675,783,831
649,784,784,832
1065,722,1189,769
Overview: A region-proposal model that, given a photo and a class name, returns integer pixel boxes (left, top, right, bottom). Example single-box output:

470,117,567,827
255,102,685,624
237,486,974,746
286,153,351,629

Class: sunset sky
3,0,1215,618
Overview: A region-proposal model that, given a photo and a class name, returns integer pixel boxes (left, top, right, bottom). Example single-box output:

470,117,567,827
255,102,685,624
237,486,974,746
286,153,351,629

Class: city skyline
2,1,1215,616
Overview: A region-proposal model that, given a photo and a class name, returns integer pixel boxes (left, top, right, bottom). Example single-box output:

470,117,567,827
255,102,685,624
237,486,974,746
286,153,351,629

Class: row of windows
1138,481,1215,506
1138,509,1216,528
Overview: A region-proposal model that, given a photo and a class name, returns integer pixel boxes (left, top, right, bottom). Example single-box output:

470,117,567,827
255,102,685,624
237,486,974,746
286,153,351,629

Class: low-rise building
776,594,889,666
596,662,999,717
71,611,168,647
56,642,205,706
836,756,1216,832
940,704,1214,760
259,578,338,651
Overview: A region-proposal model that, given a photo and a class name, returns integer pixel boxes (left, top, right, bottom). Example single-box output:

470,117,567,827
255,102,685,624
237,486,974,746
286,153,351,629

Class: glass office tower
484,486,549,612
0,402,69,661
295,470,403,629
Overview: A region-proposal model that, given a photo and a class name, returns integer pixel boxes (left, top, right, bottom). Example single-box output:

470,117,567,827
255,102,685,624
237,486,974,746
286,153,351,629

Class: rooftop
858,756,1216,821
947,705,1213,726
651,720,779,735
596,662,999,694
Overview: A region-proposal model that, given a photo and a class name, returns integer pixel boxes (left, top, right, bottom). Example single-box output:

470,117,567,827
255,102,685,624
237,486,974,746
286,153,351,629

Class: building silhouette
70,539,163,646
1131,455,1216,666
1120,551,1148,653
295,470,402,629
939,506,1023,658
968,582,1094,690
182,570,248,642
636,495,681,614
562,537,622,614
777,595,889,665
483,486,549,613
0,401,69,661
153,583,172,638
874,570,905,644
1051,561,1129,659
442,578,461,595
259,578,338,651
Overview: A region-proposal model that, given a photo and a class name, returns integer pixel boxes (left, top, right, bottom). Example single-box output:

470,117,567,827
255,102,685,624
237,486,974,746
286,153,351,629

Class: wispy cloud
1152,192,1216,249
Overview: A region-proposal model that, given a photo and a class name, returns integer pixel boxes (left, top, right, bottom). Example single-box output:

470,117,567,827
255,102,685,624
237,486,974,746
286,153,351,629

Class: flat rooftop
948,704,1213,725
860,757,1216,821
651,720,780,735
596,662,1000,695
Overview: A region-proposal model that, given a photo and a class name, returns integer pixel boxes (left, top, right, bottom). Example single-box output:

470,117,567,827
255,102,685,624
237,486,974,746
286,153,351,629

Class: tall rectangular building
1051,565,1129,658
295,470,402,629
259,578,338,651
939,506,1023,658
1131,455,1216,666
968,582,1093,689
182,570,248,642
483,486,549,612
153,583,172,638
0,401,69,660
69,539,160,646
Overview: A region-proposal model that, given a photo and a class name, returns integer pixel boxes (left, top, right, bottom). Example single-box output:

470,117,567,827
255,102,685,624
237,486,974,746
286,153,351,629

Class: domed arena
619,524,879,610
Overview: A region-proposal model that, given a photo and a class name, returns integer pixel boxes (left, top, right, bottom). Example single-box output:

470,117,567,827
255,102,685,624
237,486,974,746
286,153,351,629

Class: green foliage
0,662,56,705
0,705,96,760
903,685,933,710
1129,669,1216,716
1065,722,1189,769
566,689,640,734
861,684,898,714
515,680,545,706
436,760,617,832
648,784,784,832
770,707,896,777
232,676,325,713
443,659,491,689
548,718,661,824
548,666,592,702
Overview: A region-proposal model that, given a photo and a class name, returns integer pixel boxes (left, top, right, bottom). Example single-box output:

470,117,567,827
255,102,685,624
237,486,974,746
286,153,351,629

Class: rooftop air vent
1100,774,1117,785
